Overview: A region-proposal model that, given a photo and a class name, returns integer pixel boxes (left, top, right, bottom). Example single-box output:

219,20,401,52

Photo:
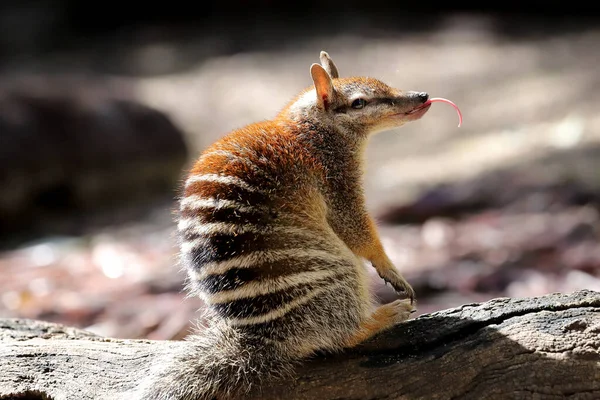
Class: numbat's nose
416,92,429,102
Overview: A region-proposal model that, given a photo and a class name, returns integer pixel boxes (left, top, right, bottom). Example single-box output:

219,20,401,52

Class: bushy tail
135,324,296,400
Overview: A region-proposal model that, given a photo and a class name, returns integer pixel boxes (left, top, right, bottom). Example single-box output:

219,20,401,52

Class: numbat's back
137,51,442,400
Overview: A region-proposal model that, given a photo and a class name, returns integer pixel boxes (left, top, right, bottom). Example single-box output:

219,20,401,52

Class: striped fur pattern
137,51,429,400
177,123,372,336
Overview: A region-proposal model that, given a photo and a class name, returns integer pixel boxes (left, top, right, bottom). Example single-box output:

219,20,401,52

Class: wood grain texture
2,289,599,400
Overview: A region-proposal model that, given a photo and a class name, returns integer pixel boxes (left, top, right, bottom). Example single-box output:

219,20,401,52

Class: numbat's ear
319,51,339,79
310,63,336,111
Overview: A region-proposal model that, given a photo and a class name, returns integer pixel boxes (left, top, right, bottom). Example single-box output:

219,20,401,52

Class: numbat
138,51,460,400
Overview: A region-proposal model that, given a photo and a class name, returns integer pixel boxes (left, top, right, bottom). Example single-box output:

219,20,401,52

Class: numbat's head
281,51,431,136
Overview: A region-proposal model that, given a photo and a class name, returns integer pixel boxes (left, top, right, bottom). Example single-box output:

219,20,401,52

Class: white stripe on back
199,149,262,173
185,173,263,193
227,280,346,326
189,247,346,278
202,269,341,304
180,195,265,214
178,220,262,236
179,222,319,250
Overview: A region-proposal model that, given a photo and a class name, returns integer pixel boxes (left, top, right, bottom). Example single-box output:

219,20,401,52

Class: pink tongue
426,97,463,127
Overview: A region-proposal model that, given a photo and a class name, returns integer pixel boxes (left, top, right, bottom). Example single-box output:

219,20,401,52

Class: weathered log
1,289,600,400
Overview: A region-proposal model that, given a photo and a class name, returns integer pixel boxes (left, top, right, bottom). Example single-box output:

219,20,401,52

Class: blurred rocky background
1,1,600,340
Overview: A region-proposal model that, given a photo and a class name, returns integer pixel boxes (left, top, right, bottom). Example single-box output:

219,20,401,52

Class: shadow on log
1,290,600,399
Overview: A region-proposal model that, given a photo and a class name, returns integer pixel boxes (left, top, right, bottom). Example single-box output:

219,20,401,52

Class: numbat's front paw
379,268,416,304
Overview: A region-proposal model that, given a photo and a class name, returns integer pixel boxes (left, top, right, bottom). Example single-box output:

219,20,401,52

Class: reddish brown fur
186,121,324,200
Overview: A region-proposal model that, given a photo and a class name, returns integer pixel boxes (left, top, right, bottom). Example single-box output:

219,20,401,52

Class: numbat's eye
351,98,367,109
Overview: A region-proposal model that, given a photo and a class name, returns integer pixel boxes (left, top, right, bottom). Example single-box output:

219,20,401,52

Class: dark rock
0,74,189,240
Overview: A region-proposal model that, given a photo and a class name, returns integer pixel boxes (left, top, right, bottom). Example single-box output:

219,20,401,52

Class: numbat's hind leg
345,298,415,347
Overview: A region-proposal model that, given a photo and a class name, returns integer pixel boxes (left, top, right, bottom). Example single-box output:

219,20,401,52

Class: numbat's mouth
406,102,432,115
402,102,432,121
